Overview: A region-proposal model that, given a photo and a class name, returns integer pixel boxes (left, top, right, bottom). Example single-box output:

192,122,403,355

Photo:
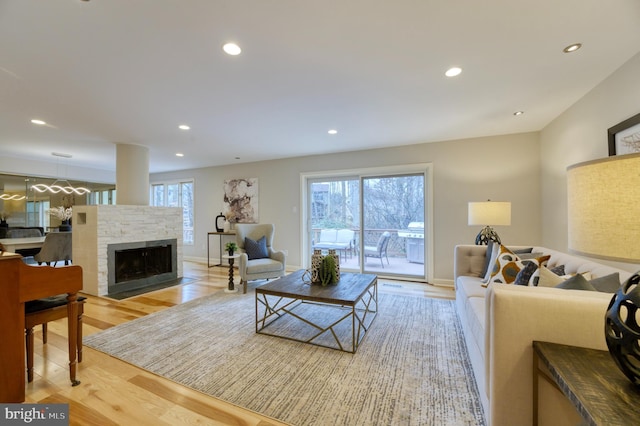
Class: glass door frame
300,163,433,283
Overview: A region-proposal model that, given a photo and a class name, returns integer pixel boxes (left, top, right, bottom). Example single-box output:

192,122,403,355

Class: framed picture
608,112,640,156
223,178,259,223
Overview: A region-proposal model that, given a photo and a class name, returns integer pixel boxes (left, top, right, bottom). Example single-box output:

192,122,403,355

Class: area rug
85,289,485,425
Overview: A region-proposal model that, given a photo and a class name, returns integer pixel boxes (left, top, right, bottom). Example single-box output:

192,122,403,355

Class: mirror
0,173,116,229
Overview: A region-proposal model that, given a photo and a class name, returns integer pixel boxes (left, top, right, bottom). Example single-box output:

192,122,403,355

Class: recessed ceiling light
178,124,190,130
223,43,242,56
31,119,46,125
445,67,462,77
563,43,582,53
513,111,524,116
328,129,338,135
176,153,184,157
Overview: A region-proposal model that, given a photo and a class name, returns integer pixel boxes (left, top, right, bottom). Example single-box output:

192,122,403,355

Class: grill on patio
397,222,424,264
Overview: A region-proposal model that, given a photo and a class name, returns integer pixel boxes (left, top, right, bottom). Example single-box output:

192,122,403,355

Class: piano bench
25,295,86,383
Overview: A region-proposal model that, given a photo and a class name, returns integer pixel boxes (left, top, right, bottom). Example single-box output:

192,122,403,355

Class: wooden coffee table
255,269,378,353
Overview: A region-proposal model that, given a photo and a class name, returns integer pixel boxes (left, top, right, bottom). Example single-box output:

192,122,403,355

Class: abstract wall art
223,178,259,223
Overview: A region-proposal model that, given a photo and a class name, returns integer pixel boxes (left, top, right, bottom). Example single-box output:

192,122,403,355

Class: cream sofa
454,244,632,426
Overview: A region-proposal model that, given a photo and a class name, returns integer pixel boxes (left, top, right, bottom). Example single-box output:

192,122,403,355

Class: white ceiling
1,0,639,174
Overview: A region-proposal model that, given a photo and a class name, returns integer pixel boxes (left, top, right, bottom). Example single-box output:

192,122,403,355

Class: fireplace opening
115,245,172,283
108,239,177,294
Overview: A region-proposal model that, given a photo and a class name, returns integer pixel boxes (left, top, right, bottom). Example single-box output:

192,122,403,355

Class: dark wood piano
0,251,82,403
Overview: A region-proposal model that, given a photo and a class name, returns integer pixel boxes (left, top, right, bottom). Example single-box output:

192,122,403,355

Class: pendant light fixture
30,152,91,195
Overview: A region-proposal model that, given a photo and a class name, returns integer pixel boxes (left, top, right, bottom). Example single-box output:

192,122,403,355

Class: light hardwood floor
25,262,454,425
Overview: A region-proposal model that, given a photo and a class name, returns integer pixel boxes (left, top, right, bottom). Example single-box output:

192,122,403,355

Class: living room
2,1,640,424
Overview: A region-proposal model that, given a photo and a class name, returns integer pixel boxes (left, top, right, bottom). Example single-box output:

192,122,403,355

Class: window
150,180,194,245
89,188,117,205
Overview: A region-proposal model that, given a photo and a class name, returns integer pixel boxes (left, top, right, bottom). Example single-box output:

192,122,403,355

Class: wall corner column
116,144,149,206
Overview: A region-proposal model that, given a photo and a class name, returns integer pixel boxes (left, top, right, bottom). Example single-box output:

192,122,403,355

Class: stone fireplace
72,205,183,296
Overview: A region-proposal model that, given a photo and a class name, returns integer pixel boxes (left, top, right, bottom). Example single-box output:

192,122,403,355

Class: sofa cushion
480,241,496,279
457,276,488,299
245,258,283,274
466,296,486,361
481,243,534,281
537,266,565,287
483,242,502,282
589,272,621,293
514,261,537,286
489,245,550,285
245,236,268,260
555,273,597,291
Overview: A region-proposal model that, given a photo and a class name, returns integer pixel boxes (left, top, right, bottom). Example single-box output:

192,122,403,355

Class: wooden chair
25,294,86,383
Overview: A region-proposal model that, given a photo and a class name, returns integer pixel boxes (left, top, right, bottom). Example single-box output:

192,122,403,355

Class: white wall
153,131,541,283
540,51,640,272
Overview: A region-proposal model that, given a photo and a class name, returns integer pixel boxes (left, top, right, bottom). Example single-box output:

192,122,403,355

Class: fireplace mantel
72,205,183,296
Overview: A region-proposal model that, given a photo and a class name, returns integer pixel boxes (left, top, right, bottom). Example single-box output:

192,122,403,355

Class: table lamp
468,201,511,245
567,153,640,386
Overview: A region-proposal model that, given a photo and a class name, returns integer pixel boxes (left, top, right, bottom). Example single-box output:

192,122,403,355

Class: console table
532,341,640,425
206,231,236,267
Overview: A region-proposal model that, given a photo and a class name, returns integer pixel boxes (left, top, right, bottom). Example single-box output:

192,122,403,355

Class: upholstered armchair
34,232,72,266
235,224,286,294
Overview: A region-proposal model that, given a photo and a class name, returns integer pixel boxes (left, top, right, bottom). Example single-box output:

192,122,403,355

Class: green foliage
319,255,338,286
225,242,238,253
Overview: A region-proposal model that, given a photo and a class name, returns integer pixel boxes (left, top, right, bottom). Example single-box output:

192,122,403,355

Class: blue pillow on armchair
245,236,268,260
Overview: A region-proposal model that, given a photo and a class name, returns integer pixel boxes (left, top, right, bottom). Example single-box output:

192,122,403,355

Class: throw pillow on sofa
514,261,538,286
481,242,534,282
589,272,621,293
550,271,621,293
555,273,597,291
487,245,550,285
537,266,592,287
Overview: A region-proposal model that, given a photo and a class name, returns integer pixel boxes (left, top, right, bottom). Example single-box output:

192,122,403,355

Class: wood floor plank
40,393,120,426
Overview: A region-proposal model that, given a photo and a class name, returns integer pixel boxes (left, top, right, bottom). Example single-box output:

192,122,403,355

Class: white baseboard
183,257,454,288
430,278,454,288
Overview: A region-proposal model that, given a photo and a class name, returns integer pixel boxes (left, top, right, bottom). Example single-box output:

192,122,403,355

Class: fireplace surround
71,205,183,296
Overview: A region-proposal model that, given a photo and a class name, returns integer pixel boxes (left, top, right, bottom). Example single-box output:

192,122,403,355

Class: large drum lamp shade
567,153,640,263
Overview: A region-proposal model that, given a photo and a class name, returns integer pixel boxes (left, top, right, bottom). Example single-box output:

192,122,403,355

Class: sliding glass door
361,174,425,277
303,165,431,281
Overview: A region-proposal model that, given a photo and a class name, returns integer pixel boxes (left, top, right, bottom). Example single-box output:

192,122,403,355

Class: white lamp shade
468,201,511,226
567,153,640,263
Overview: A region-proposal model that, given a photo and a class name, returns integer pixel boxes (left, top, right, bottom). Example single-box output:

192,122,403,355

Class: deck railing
311,228,409,257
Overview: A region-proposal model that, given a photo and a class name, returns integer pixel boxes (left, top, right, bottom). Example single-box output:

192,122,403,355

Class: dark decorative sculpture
605,272,640,386
215,212,225,232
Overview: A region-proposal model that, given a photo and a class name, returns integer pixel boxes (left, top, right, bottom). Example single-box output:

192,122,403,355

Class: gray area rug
85,288,485,426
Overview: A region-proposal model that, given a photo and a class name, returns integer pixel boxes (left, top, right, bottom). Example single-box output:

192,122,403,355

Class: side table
532,341,640,425
221,254,240,293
